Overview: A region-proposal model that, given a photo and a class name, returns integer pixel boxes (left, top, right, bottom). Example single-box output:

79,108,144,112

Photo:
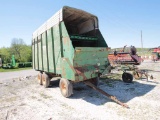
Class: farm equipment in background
149,46,160,61
108,45,147,82
1,55,32,69
2,55,17,69
108,45,141,65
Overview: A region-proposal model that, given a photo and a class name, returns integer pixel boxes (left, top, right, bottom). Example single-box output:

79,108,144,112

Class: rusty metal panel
73,47,109,81
61,58,76,80
74,47,108,66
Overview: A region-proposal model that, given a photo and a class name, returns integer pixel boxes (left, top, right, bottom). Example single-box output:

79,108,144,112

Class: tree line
0,38,32,64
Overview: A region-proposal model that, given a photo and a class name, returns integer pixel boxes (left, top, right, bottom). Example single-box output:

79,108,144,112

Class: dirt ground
0,60,160,120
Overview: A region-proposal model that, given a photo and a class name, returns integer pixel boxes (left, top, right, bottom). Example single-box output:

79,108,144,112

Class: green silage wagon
32,6,111,97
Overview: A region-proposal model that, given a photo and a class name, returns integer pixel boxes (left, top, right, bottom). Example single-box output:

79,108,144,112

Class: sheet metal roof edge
32,6,98,39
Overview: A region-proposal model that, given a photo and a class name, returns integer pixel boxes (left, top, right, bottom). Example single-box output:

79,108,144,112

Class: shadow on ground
69,73,156,106
47,73,157,107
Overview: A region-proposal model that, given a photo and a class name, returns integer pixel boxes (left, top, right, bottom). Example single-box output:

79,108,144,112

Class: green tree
20,45,32,62
10,38,32,62
0,47,11,63
10,38,25,62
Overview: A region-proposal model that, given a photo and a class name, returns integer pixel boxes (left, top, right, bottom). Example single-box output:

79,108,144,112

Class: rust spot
106,47,111,51
74,67,89,80
63,37,69,45
64,58,76,74
63,37,70,50
74,67,89,73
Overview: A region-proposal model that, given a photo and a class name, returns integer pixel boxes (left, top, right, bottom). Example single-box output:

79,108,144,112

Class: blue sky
0,0,160,48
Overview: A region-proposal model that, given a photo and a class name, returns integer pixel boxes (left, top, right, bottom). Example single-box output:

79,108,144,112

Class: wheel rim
61,82,67,94
42,73,47,86
42,74,45,83
41,73,50,88
59,78,73,97
37,73,42,85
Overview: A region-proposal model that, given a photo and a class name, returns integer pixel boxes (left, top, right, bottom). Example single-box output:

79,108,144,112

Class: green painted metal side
32,21,110,82
32,23,63,75
73,47,109,81
45,31,49,72
42,32,48,72
47,28,55,72
40,34,44,71
51,28,56,73
60,22,75,80
53,24,62,74
38,35,42,70
34,38,38,70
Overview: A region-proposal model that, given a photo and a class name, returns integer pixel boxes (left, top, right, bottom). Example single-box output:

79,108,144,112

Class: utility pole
141,30,143,48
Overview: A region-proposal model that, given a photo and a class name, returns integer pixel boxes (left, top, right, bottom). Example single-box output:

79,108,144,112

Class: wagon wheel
37,72,42,85
132,71,142,80
42,72,50,88
88,77,99,87
122,72,133,83
59,78,73,98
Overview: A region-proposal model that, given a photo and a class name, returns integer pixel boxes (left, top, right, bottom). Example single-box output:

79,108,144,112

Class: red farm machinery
150,46,160,61
108,45,148,82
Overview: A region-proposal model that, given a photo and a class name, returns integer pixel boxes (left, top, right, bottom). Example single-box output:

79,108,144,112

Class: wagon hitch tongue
84,81,129,109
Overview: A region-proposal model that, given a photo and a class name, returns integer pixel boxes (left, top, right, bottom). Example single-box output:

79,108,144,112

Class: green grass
0,67,32,72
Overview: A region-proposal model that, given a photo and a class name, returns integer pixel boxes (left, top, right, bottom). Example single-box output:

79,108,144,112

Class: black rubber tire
59,78,73,98
37,72,42,85
122,72,133,83
133,71,142,80
42,72,50,88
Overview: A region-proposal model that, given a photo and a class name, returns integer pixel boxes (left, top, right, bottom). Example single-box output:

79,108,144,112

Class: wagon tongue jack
84,81,129,108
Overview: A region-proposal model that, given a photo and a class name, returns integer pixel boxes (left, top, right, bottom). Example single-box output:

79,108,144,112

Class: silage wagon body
32,6,111,97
